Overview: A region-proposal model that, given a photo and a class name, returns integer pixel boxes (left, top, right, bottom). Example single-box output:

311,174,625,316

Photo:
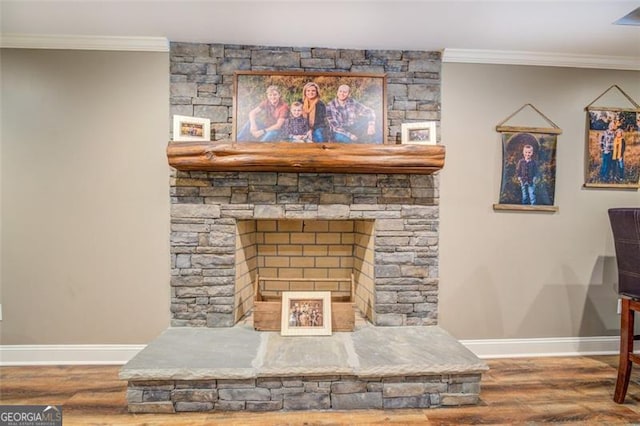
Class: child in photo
283,101,312,142
516,144,540,205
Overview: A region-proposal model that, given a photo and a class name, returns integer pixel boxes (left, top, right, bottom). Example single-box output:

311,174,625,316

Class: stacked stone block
169,41,443,328
170,172,439,327
127,374,481,413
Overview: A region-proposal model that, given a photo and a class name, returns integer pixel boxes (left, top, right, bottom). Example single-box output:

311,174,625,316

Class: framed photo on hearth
280,291,332,336
234,71,387,144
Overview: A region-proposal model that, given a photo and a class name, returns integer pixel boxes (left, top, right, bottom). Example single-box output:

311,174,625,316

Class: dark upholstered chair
609,208,640,404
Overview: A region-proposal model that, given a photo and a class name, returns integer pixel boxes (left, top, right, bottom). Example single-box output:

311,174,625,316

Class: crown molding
1,36,637,69
0,34,169,52
443,48,640,71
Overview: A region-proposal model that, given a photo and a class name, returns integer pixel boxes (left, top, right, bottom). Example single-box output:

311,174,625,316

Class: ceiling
1,1,640,59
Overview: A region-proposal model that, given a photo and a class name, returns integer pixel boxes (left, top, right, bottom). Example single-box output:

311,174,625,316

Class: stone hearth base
119,320,488,413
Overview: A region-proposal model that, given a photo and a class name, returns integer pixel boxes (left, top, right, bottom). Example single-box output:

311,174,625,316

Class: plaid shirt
600,129,614,154
326,97,375,137
283,116,309,137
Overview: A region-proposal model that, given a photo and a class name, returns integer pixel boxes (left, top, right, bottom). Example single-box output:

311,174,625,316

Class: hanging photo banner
584,85,640,189
493,104,562,213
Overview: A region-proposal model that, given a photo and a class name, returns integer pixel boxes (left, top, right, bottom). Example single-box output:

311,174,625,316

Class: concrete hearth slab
120,323,487,381
258,332,356,377
352,326,485,377
120,326,261,380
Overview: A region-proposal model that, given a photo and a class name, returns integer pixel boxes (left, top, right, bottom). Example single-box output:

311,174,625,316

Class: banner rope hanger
585,84,639,112
496,103,562,134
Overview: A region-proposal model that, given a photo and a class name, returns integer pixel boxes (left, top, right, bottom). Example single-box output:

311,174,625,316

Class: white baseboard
0,336,624,365
0,344,146,366
461,336,621,359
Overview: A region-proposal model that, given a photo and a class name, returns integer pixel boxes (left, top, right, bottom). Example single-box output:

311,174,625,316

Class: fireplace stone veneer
171,171,439,327
122,43,489,414
120,326,487,413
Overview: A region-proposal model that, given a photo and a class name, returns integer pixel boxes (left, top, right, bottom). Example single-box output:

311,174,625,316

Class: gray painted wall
1,48,638,344
440,63,639,339
0,49,171,344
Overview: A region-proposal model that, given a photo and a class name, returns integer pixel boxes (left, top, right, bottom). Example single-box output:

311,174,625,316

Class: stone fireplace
121,171,491,416
118,42,487,414
170,172,439,328
168,42,444,327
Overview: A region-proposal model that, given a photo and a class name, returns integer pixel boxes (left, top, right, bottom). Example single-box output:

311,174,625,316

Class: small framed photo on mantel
280,291,332,336
401,121,437,145
172,115,211,142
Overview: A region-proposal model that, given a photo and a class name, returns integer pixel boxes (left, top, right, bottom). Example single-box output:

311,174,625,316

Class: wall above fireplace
169,43,444,174
170,43,441,143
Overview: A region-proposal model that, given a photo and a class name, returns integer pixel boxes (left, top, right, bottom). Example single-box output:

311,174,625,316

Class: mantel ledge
167,141,445,175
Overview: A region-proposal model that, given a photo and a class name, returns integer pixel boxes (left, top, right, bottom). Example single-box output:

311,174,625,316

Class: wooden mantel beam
167,142,445,175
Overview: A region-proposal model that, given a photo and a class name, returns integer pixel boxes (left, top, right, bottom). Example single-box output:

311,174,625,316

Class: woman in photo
301,82,328,142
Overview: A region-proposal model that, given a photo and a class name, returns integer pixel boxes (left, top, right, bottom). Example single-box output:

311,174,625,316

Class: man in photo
326,84,378,143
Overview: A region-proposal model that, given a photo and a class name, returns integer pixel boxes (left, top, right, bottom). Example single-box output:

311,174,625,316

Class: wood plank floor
1,355,640,425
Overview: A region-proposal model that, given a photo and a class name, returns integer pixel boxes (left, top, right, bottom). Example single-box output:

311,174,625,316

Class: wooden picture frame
401,122,437,145
234,71,387,144
492,104,561,213
583,85,640,189
280,291,332,336
494,130,559,212
172,115,211,142
584,108,640,189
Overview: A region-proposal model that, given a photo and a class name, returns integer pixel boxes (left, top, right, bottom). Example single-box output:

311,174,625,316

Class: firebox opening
235,219,375,324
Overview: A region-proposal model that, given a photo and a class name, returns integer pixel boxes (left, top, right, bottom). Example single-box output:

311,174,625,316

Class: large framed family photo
234,71,387,144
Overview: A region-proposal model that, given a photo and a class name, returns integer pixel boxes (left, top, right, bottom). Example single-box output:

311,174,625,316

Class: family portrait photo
498,131,558,207
401,121,437,145
234,71,386,144
584,109,640,188
280,291,332,336
172,115,211,142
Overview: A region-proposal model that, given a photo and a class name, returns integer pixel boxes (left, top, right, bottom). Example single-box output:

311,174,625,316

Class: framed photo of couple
233,71,387,145
583,85,640,189
584,108,640,189
401,121,437,145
